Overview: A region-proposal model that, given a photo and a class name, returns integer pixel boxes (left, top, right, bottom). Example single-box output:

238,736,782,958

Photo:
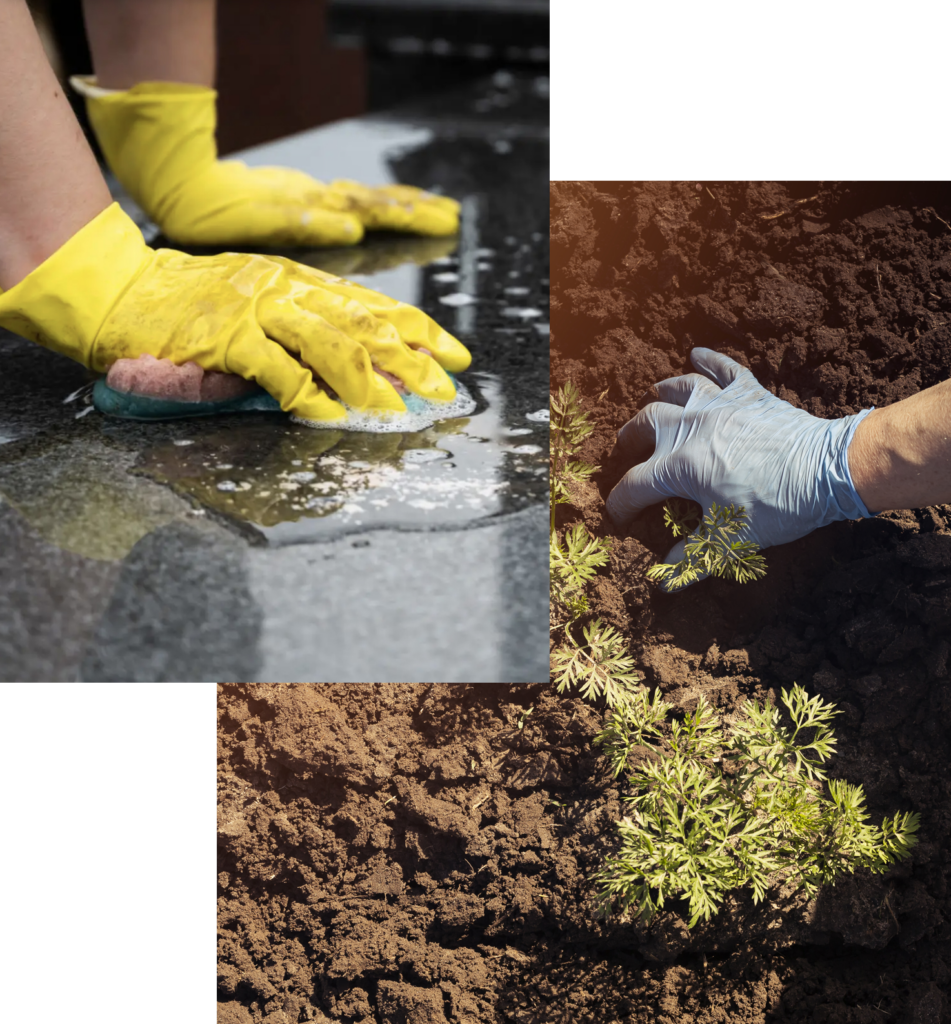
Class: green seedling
550,381,636,702
551,522,611,626
552,619,640,707
517,706,535,730
550,380,602,535
591,684,920,928
647,501,768,591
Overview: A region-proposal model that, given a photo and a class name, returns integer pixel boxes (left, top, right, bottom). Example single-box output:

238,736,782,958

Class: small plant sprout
592,684,920,928
647,501,768,591
550,522,611,625
552,620,640,707
549,380,637,706
517,706,535,730
550,381,602,535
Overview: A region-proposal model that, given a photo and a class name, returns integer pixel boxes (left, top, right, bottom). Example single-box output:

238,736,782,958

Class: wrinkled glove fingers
690,347,753,388
258,297,405,412
288,285,458,402
375,183,460,216
187,198,362,247
654,373,722,407
226,328,347,422
329,179,459,236
282,262,471,374
354,296,470,373
616,401,683,459
605,459,673,530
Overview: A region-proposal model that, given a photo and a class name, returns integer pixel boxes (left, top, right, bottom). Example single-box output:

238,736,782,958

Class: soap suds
293,377,476,434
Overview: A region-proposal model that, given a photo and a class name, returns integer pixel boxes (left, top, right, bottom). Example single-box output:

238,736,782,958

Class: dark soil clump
551,181,951,1022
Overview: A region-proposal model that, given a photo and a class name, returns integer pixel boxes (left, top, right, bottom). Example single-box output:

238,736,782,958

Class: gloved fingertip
602,502,627,535
663,538,687,566
301,209,364,247
690,347,750,387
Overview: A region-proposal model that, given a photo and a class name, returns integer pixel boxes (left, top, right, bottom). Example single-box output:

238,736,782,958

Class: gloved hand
605,348,875,585
70,77,460,247
0,203,471,423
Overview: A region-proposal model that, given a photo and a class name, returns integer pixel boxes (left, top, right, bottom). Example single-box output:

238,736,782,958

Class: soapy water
291,377,477,434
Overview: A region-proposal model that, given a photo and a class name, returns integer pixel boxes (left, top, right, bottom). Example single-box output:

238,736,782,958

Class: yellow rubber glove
70,77,460,247
0,203,471,423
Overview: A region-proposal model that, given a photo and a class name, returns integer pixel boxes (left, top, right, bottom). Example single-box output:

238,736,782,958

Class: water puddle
133,372,547,541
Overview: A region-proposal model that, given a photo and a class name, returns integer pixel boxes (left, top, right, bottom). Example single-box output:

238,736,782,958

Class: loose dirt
550,182,951,1022
219,683,637,1024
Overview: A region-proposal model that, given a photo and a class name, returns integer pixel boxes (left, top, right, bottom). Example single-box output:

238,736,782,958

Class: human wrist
846,379,951,512
0,203,152,368
824,408,876,521
847,408,891,515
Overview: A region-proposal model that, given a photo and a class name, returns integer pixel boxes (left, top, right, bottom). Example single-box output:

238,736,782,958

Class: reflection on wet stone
131,373,546,541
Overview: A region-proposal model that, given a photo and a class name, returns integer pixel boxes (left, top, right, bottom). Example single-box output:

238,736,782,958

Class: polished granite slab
0,72,549,682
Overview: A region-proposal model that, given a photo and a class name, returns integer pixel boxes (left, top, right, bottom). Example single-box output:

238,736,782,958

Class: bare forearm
0,0,111,290
848,378,951,513
83,0,216,89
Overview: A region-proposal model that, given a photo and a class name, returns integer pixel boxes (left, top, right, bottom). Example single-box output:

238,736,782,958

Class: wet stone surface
0,73,549,681
131,370,546,541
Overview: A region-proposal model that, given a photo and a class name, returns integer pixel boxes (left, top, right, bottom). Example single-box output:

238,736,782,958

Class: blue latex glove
605,348,875,586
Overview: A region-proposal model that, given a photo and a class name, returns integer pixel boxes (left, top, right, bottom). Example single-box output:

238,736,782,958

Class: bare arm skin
848,378,951,513
83,0,216,89
0,0,112,289
0,0,219,290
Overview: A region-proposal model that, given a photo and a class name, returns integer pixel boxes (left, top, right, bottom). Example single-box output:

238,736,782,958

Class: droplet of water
439,293,476,307
502,307,543,319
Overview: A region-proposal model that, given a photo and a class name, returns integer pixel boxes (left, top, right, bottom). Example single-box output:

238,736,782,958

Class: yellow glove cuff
71,76,219,227
0,202,152,370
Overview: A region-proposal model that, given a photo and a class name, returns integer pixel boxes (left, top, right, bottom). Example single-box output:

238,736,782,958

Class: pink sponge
105,349,434,403
106,354,258,403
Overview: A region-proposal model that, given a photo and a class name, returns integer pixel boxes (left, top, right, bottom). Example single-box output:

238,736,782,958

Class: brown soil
219,683,630,1024
550,182,951,1021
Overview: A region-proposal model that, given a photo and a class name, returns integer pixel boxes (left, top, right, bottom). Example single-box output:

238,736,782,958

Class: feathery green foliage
647,501,768,591
592,684,920,928
550,381,639,706
552,619,640,707
550,381,599,534
550,523,611,625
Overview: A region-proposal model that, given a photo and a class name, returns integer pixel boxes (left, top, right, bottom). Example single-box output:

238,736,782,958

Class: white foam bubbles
293,377,477,435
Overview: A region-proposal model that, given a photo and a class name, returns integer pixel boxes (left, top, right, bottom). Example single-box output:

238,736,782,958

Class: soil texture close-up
550,181,951,1022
